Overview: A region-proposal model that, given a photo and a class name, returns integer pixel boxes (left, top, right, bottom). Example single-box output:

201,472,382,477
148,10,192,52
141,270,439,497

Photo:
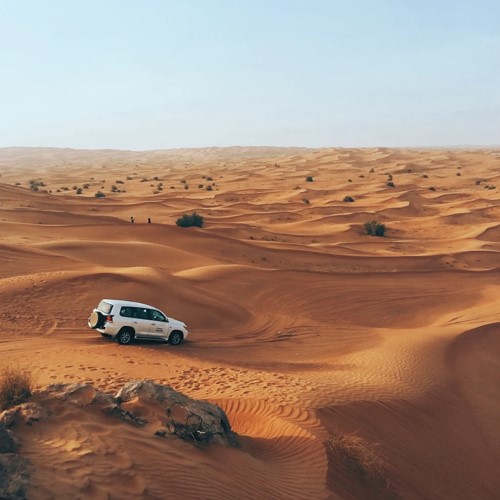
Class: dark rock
0,403,48,428
0,425,17,453
0,454,29,499
115,380,238,447
101,404,147,427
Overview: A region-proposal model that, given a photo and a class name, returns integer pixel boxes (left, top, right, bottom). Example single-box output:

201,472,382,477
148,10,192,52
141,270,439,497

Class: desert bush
343,196,355,202
198,184,204,189
326,432,393,496
111,185,119,192
429,186,436,191
0,366,36,410
153,176,159,181
206,185,213,191
116,179,124,184
83,183,90,189
364,220,385,237
76,187,83,195
348,179,352,182
369,168,375,173
456,172,461,176
206,176,213,181
386,181,395,188
176,212,204,228
422,174,428,178
184,185,189,190
180,179,187,184
303,198,310,204
327,432,383,479
306,176,314,182
29,179,45,192
94,191,106,198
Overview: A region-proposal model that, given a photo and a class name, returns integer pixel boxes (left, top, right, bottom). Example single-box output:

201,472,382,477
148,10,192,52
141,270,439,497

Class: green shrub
306,176,314,182
364,220,385,237
94,191,106,198
0,366,36,410
176,212,204,228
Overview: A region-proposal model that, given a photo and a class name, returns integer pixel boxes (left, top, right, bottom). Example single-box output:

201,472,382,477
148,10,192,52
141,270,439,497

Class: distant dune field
1,146,500,499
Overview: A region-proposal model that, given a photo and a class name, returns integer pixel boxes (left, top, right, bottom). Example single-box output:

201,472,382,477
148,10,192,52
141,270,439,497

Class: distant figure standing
147,217,151,224
130,216,135,223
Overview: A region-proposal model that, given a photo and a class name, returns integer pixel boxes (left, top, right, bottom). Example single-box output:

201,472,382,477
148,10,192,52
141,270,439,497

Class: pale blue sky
1,1,499,149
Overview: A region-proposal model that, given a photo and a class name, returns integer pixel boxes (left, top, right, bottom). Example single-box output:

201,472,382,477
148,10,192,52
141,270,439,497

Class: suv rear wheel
116,328,134,345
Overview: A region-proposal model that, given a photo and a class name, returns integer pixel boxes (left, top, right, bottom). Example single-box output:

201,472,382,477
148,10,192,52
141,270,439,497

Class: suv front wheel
116,328,134,345
168,331,183,345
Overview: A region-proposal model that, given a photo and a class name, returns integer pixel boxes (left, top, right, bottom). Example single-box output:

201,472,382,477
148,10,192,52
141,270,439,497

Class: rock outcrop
116,380,239,447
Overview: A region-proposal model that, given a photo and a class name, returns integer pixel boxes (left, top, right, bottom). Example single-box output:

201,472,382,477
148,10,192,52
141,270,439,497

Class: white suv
88,299,188,345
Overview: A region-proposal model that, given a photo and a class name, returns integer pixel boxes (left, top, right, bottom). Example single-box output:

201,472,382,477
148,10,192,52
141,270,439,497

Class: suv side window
149,309,166,322
135,308,150,320
120,307,132,317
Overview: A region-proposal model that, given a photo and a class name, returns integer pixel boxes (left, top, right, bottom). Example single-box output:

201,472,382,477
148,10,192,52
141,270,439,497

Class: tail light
106,315,114,323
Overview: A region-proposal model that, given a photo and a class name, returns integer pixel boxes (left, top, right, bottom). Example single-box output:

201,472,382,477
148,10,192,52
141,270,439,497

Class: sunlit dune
1,146,500,499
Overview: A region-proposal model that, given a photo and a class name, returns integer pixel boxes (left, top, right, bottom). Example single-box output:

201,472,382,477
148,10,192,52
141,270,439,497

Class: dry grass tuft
0,366,37,410
328,432,383,478
326,432,398,498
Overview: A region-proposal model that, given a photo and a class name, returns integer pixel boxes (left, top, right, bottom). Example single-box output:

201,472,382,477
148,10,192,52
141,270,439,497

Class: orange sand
1,146,500,499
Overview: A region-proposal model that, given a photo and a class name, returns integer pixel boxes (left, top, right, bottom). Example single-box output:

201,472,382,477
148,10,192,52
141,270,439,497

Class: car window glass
135,308,149,320
120,307,131,317
98,301,113,314
149,310,166,321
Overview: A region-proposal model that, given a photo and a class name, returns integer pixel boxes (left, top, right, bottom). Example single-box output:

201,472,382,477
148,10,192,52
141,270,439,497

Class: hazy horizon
1,1,499,150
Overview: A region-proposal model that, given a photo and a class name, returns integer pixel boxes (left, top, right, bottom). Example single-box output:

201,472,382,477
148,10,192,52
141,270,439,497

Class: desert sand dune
1,146,500,499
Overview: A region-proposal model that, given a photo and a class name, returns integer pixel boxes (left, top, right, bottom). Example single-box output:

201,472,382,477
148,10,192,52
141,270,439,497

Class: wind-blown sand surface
1,146,500,499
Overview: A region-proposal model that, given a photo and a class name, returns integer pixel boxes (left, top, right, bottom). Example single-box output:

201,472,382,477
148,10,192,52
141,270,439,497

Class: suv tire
168,331,183,345
116,328,134,345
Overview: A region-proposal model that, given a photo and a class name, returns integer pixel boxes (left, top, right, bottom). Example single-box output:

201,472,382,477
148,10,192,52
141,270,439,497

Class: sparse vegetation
0,366,36,410
429,186,436,191
327,432,383,479
76,187,83,194
306,176,314,182
343,196,355,202
364,220,386,237
116,179,125,184
29,179,45,192
176,212,204,228
303,198,310,204
94,191,106,198
386,181,395,188
206,185,213,191
326,432,392,496
422,174,428,178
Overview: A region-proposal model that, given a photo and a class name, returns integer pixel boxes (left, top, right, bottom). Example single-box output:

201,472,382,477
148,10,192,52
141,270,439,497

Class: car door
148,309,170,339
130,307,153,337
